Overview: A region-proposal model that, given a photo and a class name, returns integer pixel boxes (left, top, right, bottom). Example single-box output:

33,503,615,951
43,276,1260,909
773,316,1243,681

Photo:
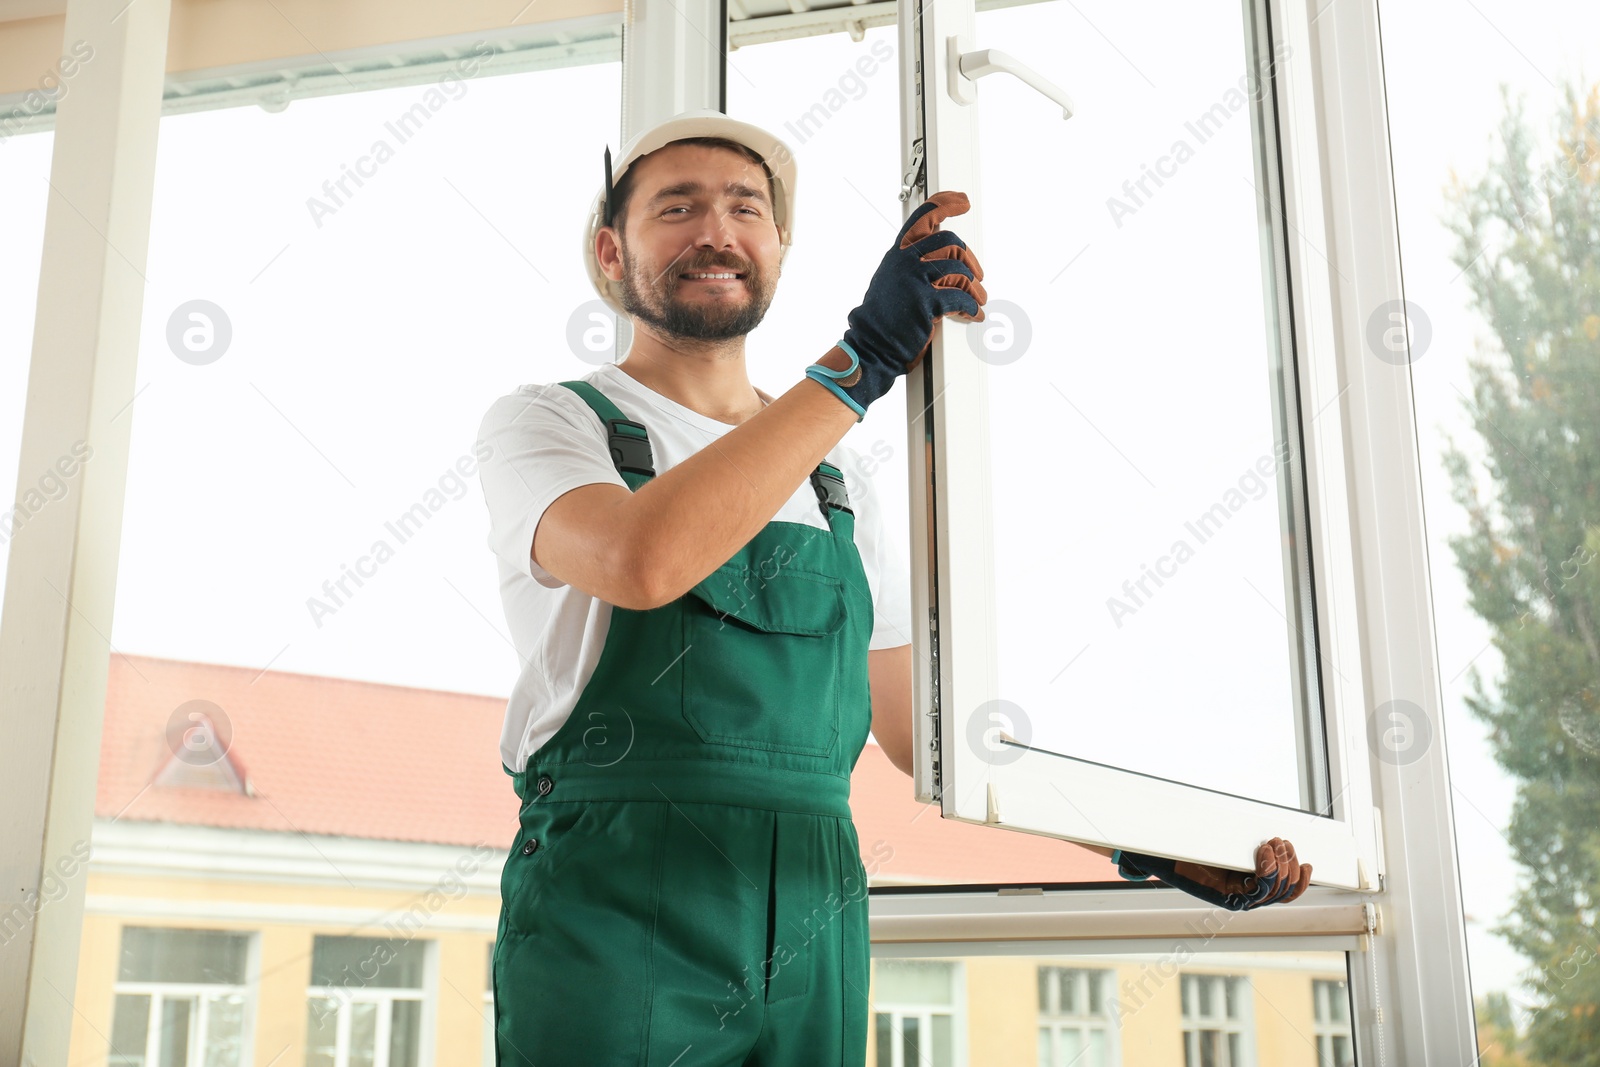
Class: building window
305,935,428,1067
1037,966,1115,1066
1181,974,1251,1067
873,959,961,1067
1313,978,1355,1066
108,926,252,1067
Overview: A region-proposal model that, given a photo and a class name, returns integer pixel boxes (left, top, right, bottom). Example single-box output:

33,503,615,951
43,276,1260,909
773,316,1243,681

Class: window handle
947,32,1075,119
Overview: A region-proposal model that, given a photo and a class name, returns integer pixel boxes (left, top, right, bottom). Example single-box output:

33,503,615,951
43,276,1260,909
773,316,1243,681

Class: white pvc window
904,0,1375,889
108,927,252,1067
888,0,1479,1057
1312,978,1355,1067
1179,974,1252,1067
304,937,428,1067
872,959,963,1067
1037,967,1115,1067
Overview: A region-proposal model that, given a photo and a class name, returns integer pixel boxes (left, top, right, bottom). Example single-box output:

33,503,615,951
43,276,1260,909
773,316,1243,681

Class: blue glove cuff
805,341,867,421
1111,849,1150,882
809,339,862,381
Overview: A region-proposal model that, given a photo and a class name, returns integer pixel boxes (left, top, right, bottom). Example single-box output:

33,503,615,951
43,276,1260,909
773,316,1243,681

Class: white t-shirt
475,361,913,774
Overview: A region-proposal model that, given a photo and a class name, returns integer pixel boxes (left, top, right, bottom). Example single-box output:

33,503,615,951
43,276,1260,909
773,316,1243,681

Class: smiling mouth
679,271,746,283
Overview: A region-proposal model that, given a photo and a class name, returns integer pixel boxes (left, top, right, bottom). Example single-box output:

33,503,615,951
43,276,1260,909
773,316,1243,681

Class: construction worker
476,108,1310,1066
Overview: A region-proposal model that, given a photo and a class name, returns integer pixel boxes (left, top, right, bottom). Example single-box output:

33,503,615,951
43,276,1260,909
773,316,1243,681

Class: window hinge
899,138,926,203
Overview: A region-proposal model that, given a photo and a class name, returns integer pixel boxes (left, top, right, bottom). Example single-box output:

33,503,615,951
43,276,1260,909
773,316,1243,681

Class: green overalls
492,380,877,1067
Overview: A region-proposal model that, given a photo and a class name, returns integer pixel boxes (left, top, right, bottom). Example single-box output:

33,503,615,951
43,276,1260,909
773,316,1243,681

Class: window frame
1036,965,1116,1067
109,924,257,1067
1178,973,1254,1067
1,0,1482,1062
110,985,253,1067
890,0,1478,1060
1312,977,1356,1067
901,0,1371,890
870,957,966,1067
304,934,435,1067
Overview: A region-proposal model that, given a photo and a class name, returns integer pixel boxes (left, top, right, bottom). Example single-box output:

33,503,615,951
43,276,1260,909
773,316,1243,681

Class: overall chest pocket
680,563,845,758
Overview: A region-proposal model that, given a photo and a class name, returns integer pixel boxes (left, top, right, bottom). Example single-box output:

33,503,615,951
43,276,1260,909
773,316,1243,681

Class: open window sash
896,0,1376,893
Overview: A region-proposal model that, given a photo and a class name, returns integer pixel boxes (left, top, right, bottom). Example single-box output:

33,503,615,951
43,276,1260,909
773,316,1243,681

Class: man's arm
869,644,915,776
532,364,861,609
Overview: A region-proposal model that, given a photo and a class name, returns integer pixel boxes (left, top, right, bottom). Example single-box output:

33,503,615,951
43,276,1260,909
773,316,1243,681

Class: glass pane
118,927,249,984
0,127,52,606
1384,0,1600,1051
389,998,422,1067
110,994,152,1067
862,950,1351,1066
968,0,1311,811
931,1014,954,1067
1060,970,1076,1014
875,1013,895,1067
901,1015,921,1066
349,1000,378,1067
76,40,621,1067
1224,976,1240,1019
1198,977,1213,1018
157,996,192,1067
1328,979,1349,1023
204,992,247,1067
304,997,339,1067
726,6,1118,887
1038,968,1051,1012
310,936,426,990
873,960,954,1005
1057,1028,1082,1065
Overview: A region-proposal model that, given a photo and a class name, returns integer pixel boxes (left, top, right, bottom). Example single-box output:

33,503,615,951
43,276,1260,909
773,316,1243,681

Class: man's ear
596,227,623,283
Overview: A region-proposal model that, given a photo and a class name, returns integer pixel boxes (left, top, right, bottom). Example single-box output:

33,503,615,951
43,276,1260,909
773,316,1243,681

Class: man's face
603,143,783,343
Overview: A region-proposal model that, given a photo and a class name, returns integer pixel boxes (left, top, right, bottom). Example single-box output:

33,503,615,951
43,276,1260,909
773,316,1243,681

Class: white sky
2,0,1596,1015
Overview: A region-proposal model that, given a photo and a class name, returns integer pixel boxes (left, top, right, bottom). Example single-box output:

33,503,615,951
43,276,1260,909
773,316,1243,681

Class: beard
616,241,777,342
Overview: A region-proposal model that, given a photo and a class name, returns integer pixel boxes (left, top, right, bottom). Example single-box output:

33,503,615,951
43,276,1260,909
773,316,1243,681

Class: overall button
536,775,554,796
521,838,539,856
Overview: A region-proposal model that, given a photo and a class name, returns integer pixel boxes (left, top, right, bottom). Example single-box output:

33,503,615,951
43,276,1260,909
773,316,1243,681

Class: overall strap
558,380,655,491
558,379,855,541
810,461,854,540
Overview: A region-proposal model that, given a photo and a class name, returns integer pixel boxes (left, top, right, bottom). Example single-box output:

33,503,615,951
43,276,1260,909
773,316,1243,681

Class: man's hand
808,191,988,420
1113,837,1312,911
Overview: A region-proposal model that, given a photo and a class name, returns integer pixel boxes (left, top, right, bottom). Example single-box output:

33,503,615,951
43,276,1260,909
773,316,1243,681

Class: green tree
1476,991,1533,1067
1443,79,1600,1066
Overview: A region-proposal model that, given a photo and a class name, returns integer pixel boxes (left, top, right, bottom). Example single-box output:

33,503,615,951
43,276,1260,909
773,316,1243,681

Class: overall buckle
810,462,852,520
607,418,655,476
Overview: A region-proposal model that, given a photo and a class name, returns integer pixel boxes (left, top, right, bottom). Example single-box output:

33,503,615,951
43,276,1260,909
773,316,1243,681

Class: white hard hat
583,109,798,316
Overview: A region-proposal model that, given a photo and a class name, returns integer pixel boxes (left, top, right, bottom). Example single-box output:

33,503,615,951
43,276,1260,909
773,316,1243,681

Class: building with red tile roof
95,652,1120,885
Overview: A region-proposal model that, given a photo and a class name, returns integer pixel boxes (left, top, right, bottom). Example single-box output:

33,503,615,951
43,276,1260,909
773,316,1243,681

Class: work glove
806,190,988,420
1112,837,1313,911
